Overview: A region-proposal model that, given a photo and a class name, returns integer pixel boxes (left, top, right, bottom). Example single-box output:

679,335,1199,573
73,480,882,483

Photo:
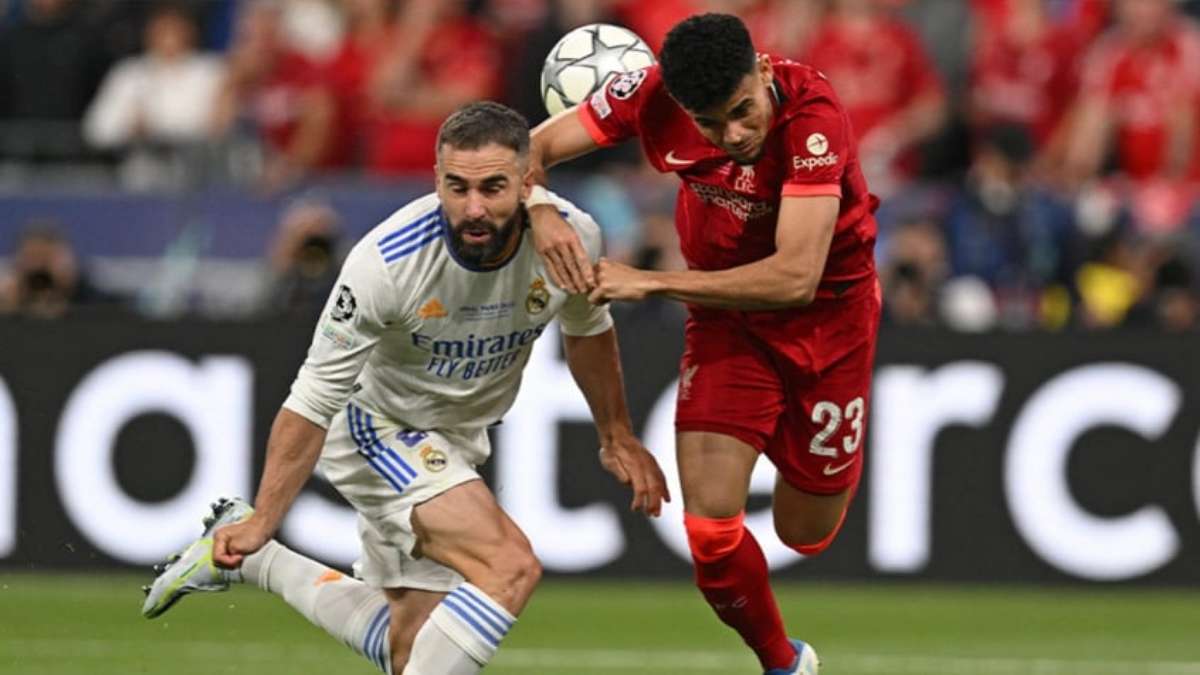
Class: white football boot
141,497,254,618
764,639,820,675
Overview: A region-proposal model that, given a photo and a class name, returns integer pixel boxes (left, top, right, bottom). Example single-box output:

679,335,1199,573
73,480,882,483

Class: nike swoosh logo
823,459,856,476
665,150,698,167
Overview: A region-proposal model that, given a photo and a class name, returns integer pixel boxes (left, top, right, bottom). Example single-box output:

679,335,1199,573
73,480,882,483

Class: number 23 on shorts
808,397,865,474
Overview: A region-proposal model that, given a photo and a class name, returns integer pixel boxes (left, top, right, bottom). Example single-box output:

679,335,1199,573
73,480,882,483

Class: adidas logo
418,298,448,319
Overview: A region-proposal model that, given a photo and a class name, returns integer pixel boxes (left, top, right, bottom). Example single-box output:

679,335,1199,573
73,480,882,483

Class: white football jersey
283,191,612,431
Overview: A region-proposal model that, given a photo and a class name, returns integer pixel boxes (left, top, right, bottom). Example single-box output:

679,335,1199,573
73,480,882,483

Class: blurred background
1,1,1199,674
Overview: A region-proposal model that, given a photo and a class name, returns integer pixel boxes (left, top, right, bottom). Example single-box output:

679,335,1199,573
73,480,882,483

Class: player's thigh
675,314,785,518
769,328,878,542
677,431,759,518
410,480,539,598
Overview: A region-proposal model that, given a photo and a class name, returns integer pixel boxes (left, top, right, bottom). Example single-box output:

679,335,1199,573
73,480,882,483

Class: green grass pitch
1,573,1197,675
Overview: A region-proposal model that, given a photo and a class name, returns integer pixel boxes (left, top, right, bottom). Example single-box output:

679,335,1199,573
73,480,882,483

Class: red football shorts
675,278,881,495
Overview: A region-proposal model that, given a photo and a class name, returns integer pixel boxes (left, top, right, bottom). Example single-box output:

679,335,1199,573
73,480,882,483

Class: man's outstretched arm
527,107,604,293
562,327,670,516
590,195,840,310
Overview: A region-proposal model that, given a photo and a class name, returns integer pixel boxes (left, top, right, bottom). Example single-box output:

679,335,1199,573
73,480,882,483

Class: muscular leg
392,478,541,675
678,431,798,672
772,481,852,556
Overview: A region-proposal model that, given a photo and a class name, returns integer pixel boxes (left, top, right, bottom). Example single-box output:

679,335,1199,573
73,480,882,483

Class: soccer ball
540,23,656,116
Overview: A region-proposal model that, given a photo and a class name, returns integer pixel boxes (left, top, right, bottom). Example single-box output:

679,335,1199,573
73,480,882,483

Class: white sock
241,541,394,673
402,583,515,675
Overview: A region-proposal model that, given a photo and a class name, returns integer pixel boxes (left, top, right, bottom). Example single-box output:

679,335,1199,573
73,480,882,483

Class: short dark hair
436,102,530,159
660,13,757,113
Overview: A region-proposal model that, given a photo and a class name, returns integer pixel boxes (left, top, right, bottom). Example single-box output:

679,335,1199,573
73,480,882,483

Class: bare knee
470,540,542,613
773,483,853,557
774,512,841,556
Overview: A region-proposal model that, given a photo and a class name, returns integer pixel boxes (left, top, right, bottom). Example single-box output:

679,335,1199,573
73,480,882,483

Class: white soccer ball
540,23,656,116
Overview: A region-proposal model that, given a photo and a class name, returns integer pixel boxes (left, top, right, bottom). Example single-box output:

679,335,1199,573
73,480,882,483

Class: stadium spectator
259,198,343,320
802,0,948,197
880,217,947,327
0,222,116,319
613,0,699,52
322,0,399,169
83,2,223,189
495,0,617,124
944,124,1078,302
278,0,345,61
1127,250,1200,332
1064,0,1200,186
0,0,109,160
707,0,822,61
211,0,336,188
967,0,1086,174
358,0,503,175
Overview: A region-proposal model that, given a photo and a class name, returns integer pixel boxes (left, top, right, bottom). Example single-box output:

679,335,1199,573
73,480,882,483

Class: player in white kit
141,102,670,675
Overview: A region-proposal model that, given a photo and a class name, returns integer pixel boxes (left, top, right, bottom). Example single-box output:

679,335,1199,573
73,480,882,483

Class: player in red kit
527,13,880,675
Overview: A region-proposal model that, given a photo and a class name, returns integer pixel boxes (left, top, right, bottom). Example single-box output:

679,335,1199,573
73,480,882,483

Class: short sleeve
282,242,402,428
577,66,657,147
781,84,850,199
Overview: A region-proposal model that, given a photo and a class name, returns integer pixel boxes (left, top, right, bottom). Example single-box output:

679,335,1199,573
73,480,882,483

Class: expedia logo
793,153,839,171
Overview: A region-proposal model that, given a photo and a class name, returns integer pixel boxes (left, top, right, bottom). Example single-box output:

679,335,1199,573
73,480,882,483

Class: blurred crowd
2,0,1200,332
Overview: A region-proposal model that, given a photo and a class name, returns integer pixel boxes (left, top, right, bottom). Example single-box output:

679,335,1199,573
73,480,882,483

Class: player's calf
773,484,852,557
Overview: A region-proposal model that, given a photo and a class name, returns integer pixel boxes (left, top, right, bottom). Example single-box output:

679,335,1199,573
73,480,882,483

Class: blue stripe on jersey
347,405,409,493
362,605,390,671
364,412,419,481
378,221,442,258
441,595,502,646
449,588,511,638
452,587,514,632
382,228,443,264
377,210,439,248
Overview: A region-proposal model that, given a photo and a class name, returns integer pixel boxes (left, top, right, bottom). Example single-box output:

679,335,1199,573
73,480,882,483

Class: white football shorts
317,401,490,592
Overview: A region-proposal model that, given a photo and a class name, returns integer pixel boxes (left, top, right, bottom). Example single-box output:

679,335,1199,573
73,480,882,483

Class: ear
757,54,774,85
521,164,535,201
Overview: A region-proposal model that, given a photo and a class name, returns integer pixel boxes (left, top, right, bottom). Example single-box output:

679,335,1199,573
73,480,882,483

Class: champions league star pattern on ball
540,23,656,116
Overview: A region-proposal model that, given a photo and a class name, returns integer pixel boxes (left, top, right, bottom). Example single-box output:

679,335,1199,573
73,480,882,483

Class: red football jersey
578,57,878,304
1080,22,1200,180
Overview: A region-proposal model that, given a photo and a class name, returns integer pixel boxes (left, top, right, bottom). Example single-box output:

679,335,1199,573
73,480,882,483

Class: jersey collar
439,206,527,273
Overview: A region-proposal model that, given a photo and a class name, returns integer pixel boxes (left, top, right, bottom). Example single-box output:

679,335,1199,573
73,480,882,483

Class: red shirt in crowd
970,16,1083,145
1080,21,1200,180
362,18,502,175
800,14,943,176
250,50,327,163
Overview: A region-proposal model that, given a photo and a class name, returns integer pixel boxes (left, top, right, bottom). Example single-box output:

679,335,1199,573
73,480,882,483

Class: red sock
686,513,795,671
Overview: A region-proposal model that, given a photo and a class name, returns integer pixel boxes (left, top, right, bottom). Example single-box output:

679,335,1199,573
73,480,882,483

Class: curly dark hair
436,101,530,158
660,13,757,113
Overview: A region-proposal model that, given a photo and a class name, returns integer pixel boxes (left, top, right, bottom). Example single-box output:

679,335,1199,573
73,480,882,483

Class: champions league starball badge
525,277,550,315
331,284,357,322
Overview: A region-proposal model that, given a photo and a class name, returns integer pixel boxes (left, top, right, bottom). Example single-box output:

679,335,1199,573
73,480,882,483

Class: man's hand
588,258,658,304
212,517,273,569
599,435,671,517
529,204,594,293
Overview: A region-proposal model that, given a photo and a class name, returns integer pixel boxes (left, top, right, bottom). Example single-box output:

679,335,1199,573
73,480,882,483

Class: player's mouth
460,224,496,245
728,139,760,159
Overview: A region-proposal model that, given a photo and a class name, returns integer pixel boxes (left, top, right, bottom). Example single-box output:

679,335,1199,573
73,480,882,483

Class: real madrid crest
418,445,448,473
525,276,550,315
